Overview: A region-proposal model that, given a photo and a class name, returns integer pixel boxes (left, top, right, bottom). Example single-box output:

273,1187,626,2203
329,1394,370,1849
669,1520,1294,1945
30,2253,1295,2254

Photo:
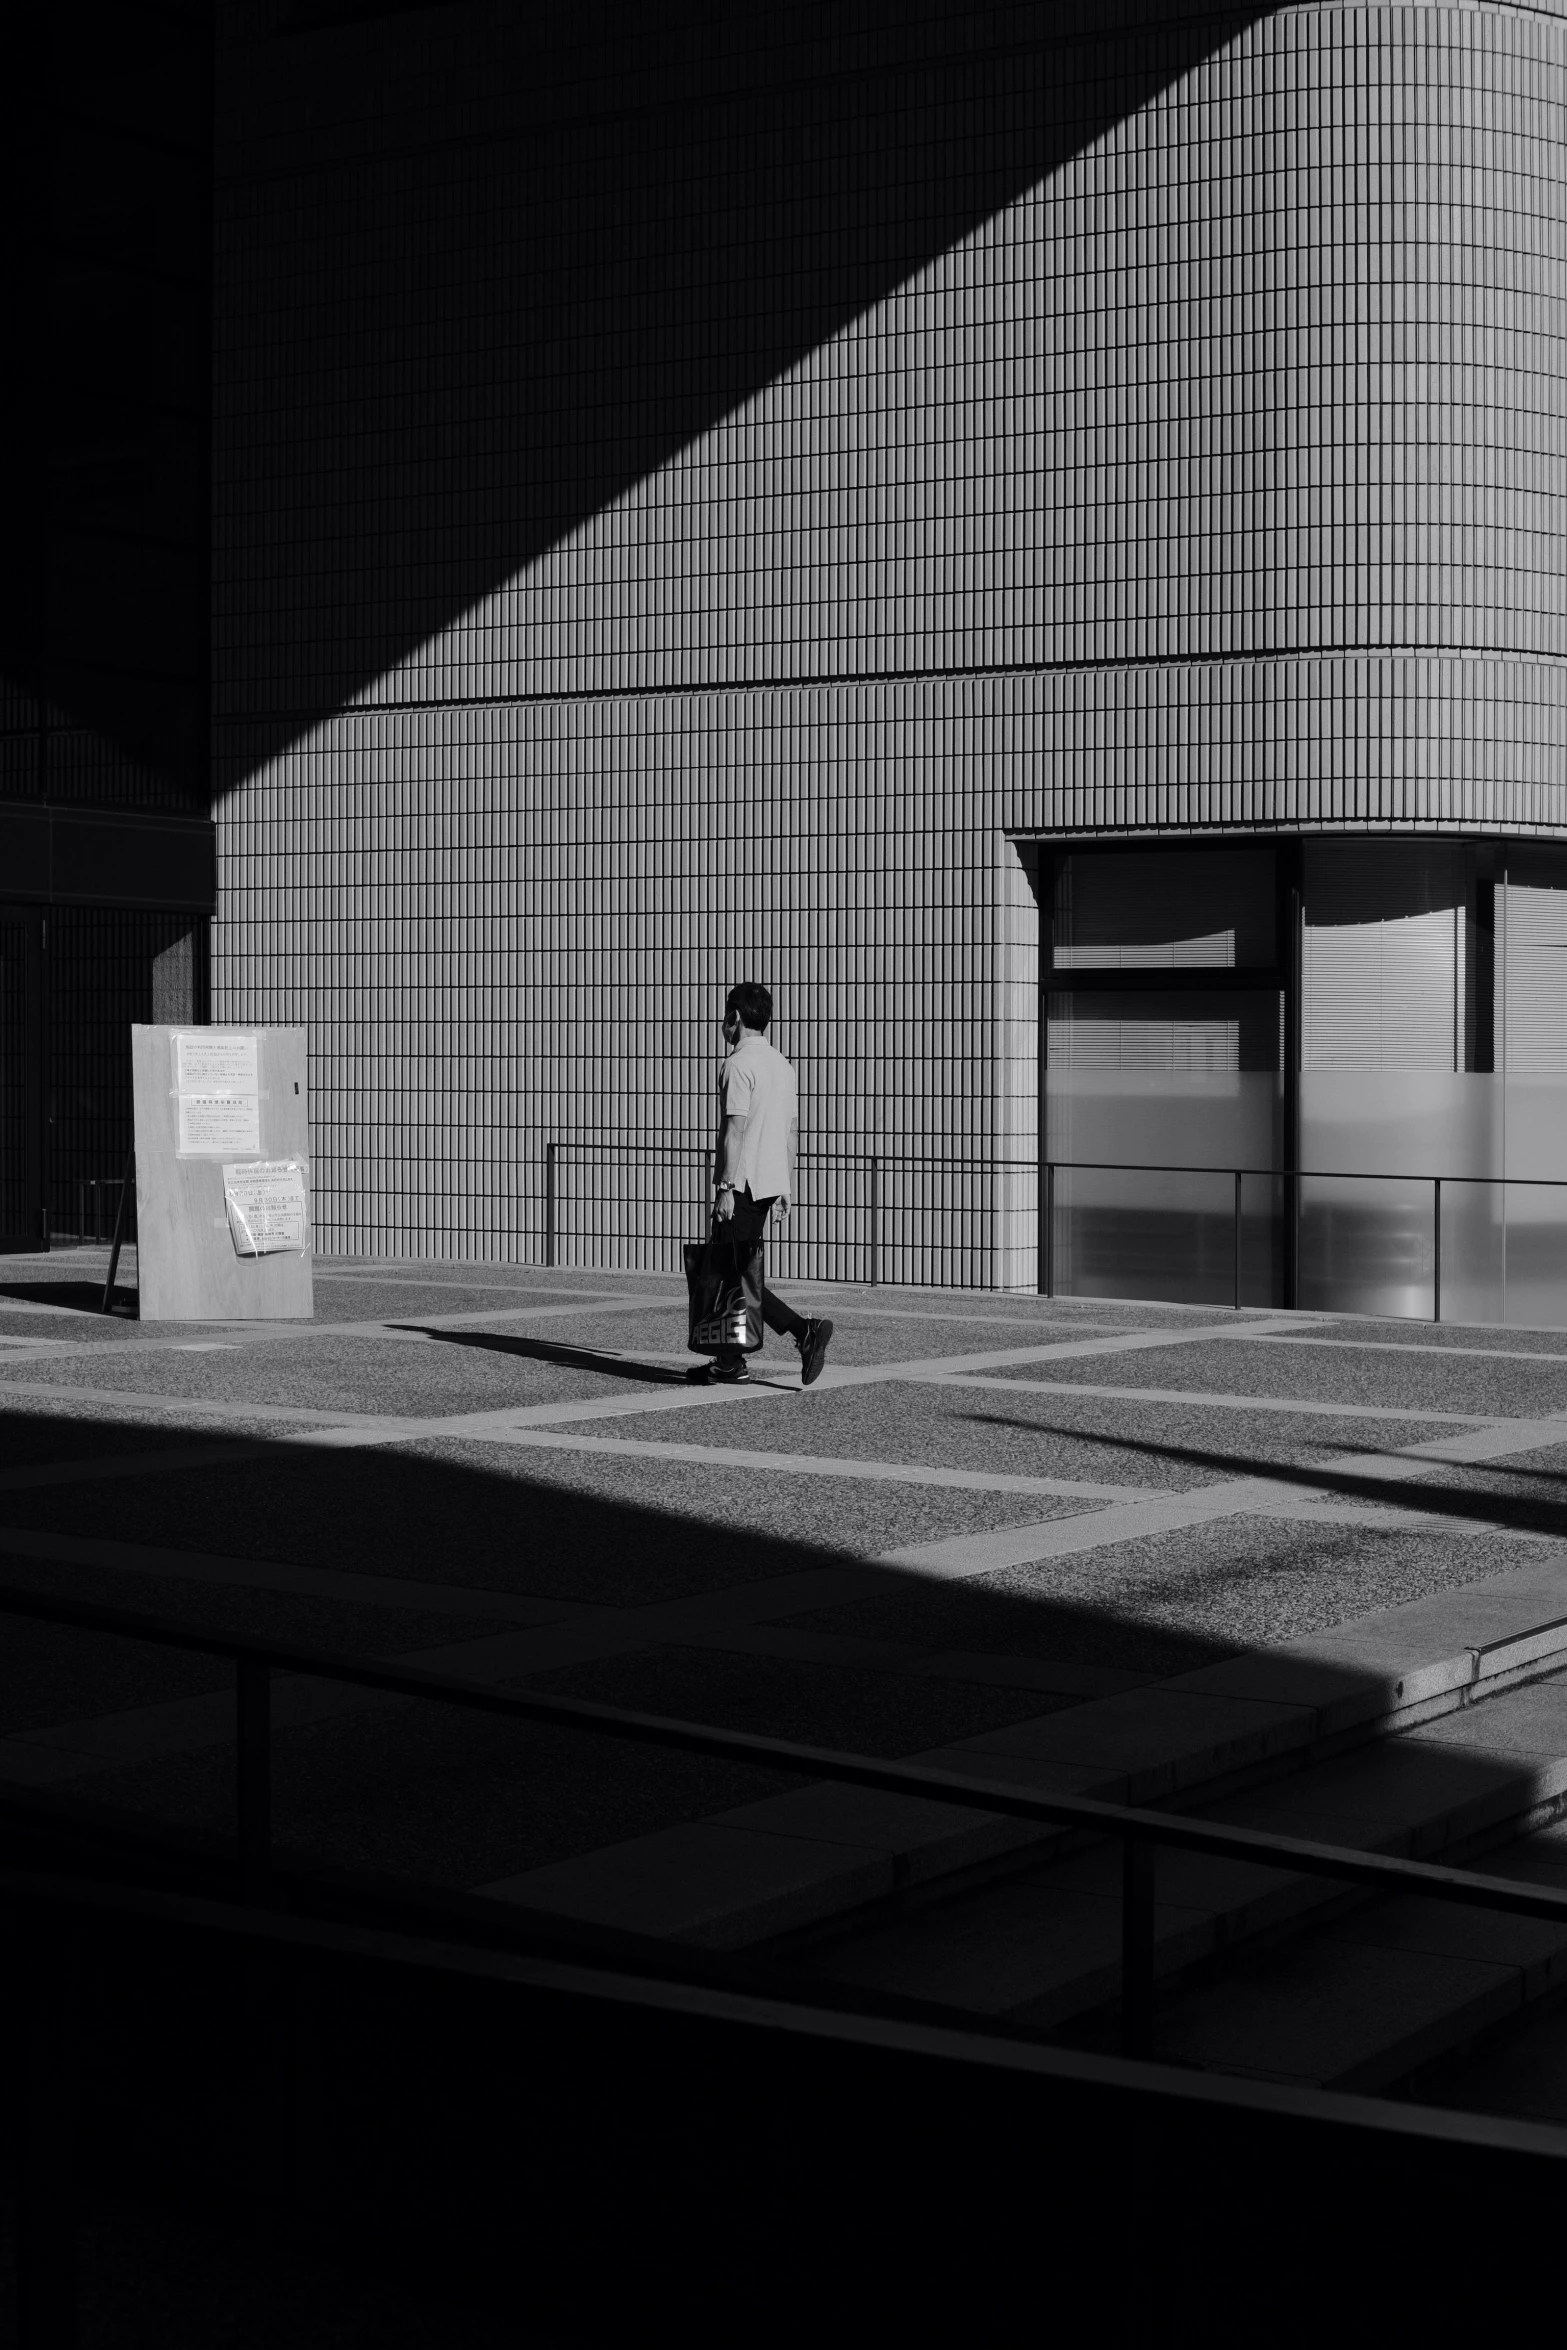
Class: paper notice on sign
180,1094,262,1154
176,1033,261,1155
177,1033,257,1098
223,1160,309,1258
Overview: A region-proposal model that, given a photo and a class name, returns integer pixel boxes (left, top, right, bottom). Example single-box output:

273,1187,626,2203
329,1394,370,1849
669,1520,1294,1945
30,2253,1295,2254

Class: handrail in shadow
5,1581,1567,2062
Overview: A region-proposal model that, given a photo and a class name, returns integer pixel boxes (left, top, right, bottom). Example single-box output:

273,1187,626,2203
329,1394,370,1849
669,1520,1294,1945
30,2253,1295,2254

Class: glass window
1303,842,1464,1072
1046,988,1282,1309
1052,848,1275,970
1044,839,1567,1327
1296,841,1567,1327
1503,856,1567,1077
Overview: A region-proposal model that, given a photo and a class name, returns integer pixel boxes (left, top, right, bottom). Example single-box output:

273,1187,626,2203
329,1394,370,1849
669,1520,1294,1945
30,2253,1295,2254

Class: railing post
1233,1168,1243,1310
1121,1834,1156,2058
1433,1176,1442,1324
544,1141,556,1269
1043,1162,1054,1298
868,1154,880,1286
236,1657,272,1901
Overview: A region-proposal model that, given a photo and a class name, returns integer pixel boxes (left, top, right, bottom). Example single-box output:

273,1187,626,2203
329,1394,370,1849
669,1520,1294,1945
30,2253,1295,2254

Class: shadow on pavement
0,1388,1561,1891
398,1326,688,1386
961,1412,1567,1538
0,1281,124,1317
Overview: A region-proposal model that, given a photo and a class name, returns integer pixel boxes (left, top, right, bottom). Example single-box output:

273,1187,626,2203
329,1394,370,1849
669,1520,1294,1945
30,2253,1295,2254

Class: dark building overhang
0,801,216,913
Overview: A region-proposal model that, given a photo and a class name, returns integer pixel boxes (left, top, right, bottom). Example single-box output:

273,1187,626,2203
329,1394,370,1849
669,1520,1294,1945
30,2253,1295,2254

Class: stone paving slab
0,1341,678,1414
784,1521,1567,1678
1215,1741,1567,1858
944,1687,1315,1794
494,1820,896,1948
676,1623,1141,1699
1169,1555,1567,1724
606,1382,1462,1485
0,1524,577,1625
1003,1340,1567,1418
1155,1940,1526,2091
1144,1883,1567,2094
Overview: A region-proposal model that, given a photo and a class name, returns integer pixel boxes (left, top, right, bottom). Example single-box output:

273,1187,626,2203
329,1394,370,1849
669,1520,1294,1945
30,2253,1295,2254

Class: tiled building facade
212,2,1567,1319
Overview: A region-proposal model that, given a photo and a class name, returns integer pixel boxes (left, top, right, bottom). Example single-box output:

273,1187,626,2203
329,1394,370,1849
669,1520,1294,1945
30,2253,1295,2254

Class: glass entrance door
1042,838,1567,1328
1043,848,1286,1309
1298,841,1567,1328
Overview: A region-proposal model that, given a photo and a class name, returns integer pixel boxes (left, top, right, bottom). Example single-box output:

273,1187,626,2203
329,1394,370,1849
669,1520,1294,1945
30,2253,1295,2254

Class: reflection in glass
1050,1166,1279,1308
1297,1175,1434,1320
1501,1181,1567,1332
1053,849,1275,969
1298,1070,1498,1182
1046,993,1282,1172
1046,992,1282,1306
1042,841,1567,1326
1302,841,1465,1072
1499,868,1567,1327
1436,1179,1505,1330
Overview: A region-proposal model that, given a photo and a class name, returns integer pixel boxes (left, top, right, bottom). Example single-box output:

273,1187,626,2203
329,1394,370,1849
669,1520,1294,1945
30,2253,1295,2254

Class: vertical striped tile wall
213,2,1567,1279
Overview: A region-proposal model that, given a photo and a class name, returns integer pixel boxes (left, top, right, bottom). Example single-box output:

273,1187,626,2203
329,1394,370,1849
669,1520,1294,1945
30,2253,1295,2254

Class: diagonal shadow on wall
216,0,1278,775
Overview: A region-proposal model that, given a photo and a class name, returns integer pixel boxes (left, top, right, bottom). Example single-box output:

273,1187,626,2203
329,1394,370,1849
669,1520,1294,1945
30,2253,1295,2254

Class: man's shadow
398,1326,689,1387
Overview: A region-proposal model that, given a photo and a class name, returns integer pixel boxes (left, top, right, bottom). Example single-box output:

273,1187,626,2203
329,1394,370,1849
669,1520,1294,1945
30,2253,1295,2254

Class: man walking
688,981,833,1387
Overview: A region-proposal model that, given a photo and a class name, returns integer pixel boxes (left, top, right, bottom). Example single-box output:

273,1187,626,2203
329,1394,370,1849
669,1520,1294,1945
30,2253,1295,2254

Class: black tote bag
684,1233,765,1355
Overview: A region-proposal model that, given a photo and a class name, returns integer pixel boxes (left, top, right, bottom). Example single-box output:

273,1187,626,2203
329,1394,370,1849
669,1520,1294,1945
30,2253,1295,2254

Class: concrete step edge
480,1598,1567,1955
1147,1883,1567,2101
1001,1764,1567,2036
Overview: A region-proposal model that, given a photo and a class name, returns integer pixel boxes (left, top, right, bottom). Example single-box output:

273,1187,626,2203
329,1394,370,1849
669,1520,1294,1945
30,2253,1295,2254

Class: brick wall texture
212,1,1567,1280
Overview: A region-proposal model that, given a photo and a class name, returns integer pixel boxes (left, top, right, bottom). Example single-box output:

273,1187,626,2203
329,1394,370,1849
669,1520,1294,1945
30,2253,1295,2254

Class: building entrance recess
0,908,44,1251
1040,840,1567,1328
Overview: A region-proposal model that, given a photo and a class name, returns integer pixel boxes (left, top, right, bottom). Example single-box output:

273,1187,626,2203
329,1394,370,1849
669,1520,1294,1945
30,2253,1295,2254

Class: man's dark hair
726,981,773,1033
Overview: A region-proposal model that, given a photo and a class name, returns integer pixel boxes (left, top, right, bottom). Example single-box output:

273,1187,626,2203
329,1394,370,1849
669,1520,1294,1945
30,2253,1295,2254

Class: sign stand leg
100,1149,134,1314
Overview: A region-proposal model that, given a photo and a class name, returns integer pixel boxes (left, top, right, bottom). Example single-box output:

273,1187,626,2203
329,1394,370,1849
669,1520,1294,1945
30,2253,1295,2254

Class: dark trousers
717,1189,808,1359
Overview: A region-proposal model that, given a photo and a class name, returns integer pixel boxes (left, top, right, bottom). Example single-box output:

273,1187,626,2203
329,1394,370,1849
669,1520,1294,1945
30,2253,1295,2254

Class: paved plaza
5,1249,1567,1962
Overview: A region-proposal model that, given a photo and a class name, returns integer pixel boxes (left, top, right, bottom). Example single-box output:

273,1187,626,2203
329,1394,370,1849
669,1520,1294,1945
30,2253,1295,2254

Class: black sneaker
797,1318,833,1387
687,1358,750,1384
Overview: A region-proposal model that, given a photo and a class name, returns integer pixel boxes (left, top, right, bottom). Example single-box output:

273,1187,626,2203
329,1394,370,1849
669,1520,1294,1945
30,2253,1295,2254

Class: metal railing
52,1178,133,1247
543,1139,1034,1287
1041,1158,1567,1318
7,1582,1567,2062
542,1139,1567,1317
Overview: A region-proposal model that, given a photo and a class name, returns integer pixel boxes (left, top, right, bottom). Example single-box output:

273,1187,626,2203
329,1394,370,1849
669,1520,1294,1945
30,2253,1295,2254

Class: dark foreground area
8,1250,1567,2339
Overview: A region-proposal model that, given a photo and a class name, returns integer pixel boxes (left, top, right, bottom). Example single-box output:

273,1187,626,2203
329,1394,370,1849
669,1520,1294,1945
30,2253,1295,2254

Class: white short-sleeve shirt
719,1032,797,1202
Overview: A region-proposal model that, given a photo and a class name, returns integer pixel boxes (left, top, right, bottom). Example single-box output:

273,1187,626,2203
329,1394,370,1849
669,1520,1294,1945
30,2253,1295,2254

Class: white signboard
176,1032,261,1157
223,1159,310,1258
